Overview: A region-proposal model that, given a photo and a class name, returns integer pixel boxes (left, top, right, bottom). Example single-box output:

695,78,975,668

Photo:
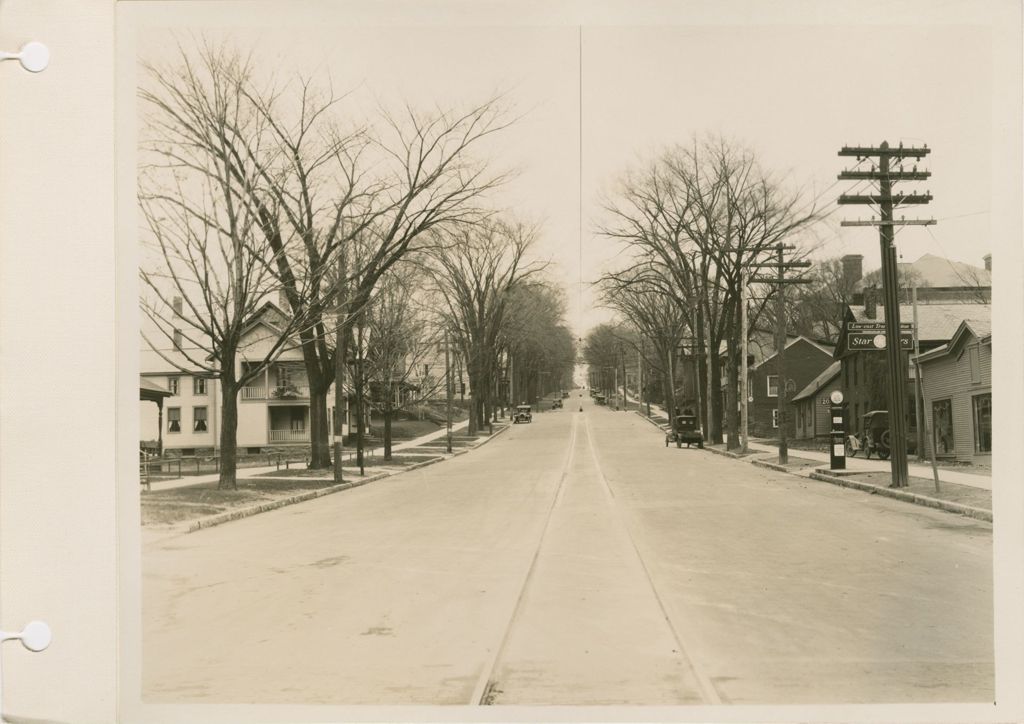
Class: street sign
849,331,913,351
848,321,914,331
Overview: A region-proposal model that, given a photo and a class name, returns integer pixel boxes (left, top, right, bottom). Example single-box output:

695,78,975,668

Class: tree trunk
218,380,239,490
308,387,330,468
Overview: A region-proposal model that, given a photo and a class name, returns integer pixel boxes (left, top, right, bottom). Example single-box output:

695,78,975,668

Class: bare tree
138,45,313,489
600,135,823,447
429,219,545,434
143,39,515,473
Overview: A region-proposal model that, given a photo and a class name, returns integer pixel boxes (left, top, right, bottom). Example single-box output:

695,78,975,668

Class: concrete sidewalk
145,418,470,492
633,399,991,491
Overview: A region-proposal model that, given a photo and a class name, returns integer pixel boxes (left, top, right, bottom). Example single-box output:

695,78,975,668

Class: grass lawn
837,471,992,511
140,477,340,526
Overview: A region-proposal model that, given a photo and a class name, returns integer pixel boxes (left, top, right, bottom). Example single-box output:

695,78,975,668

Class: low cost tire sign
847,322,914,351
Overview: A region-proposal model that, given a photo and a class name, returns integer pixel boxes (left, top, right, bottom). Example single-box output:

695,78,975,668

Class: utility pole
332,247,347,485
750,244,813,464
445,329,453,454
620,344,627,411
912,285,940,492
838,141,934,488
638,343,645,417
740,270,749,454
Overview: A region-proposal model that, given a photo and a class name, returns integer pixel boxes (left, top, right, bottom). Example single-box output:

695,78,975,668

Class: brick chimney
863,285,877,320
983,253,991,272
841,254,864,284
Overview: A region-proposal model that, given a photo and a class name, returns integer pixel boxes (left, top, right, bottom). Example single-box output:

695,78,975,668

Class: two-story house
140,301,353,455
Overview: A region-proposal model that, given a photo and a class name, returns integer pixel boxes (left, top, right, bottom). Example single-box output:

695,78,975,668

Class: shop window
973,393,992,453
932,399,955,455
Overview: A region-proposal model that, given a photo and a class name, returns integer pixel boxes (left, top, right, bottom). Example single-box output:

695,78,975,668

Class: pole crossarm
840,219,936,227
749,276,814,284
756,261,812,268
838,145,930,158
837,170,931,181
838,193,933,205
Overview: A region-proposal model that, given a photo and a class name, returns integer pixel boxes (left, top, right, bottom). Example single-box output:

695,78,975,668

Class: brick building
748,336,835,438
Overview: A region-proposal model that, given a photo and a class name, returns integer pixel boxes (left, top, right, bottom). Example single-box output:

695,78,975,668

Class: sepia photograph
29,0,1009,720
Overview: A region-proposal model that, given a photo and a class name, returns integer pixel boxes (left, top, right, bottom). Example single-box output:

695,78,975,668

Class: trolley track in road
469,412,579,705
470,408,720,706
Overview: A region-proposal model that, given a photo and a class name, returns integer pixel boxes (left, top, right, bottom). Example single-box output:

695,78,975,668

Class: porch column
157,399,164,457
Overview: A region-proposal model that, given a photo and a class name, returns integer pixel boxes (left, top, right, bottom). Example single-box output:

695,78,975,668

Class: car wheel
878,449,890,460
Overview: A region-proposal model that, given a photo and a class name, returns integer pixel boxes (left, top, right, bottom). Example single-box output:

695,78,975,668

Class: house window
290,408,305,432
193,406,208,433
771,408,779,429
167,376,179,396
167,407,181,433
932,399,954,455
968,345,981,384
767,375,779,398
276,366,291,388
973,394,992,453
193,376,207,395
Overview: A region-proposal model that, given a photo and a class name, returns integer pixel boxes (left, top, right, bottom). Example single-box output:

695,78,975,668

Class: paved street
143,392,993,706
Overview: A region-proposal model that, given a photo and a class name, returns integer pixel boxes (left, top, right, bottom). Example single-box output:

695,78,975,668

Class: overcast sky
129,1,1005,337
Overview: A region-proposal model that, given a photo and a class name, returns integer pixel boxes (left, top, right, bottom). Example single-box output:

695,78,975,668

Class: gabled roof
753,335,835,370
914,318,992,364
791,361,841,402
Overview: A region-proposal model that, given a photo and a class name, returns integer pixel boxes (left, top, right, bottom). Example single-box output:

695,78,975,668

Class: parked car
665,414,704,449
513,404,533,424
552,398,563,409
846,410,891,459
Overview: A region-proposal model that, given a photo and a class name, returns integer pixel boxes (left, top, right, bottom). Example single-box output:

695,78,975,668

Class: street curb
184,426,511,534
632,408,991,522
187,471,390,533
809,471,992,523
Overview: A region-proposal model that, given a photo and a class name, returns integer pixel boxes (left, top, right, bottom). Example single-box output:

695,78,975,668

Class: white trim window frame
767,374,779,398
771,408,779,429
167,406,181,434
193,376,207,396
193,406,208,433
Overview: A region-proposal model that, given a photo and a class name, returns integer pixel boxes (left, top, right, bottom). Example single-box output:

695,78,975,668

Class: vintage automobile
513,404,533,424
595,394,607,405
551,398,563,409
665,414,704,449
846,410,891,460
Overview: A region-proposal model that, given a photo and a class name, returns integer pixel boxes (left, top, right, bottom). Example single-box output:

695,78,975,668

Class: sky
128,1,1006,338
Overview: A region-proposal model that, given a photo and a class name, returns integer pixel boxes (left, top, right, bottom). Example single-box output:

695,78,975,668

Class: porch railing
269,429,310,443
241,386,267,400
